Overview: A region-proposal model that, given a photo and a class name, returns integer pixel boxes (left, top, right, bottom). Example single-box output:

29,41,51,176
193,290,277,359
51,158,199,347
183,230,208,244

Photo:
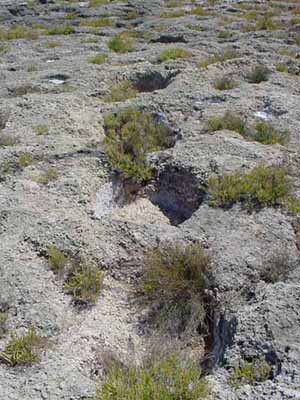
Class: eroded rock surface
1,0,300,399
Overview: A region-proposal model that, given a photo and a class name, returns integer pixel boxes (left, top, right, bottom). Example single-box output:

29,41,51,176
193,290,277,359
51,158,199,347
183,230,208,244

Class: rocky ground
1,0,300,399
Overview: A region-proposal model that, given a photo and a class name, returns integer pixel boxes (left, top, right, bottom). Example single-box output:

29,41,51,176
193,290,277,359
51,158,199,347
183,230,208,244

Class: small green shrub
0,312,8,336
96,355,210,400
19,153,33,168
88,54,108,64
190,6,208,16
214,76,237,90
229,359,272,388
103,108,172,183
0,328,45,367
104,80,138,103
285,196,300,214
209,165,289,210
141,243,211,335
206,111,246,135
64,263,103,305
48,246,67,275
36,168,58,185
46,25,75,36
276,63,289,73
143,244,210,297
252,121,288,145
34,125,49,135
108,34,134,53
217,30,233,39
158,47,192,62
247,65,270,83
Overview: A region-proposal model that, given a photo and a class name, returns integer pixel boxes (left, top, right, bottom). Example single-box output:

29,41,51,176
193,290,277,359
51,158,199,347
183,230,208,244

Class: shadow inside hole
131,70,179,93
149,165,205,226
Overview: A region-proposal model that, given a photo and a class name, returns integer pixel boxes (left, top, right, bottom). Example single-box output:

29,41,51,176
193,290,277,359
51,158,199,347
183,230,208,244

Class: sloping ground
0,0,300,399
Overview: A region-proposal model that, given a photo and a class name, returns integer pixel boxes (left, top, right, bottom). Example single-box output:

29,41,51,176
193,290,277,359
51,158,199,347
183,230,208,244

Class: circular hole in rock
148,164,205,226
131,70,178,93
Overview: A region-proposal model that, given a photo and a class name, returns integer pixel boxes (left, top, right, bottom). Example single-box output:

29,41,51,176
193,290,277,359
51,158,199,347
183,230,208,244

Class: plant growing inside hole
103,108,173,184
141,243,212,335
0,328,46,367
64,263,103,305
208,165,289,210
104,80,138,103
96,354,210,400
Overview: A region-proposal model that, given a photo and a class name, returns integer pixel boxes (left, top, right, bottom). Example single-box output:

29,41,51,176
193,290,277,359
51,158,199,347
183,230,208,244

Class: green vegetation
46,25,75,36
0,25,39,41
158,48,192,62
89,0,110,6
48,246,67,275
36,168,58,185
247,65,270,83
206,111,246,135
64,263,103,305
103,108,172,183
229,359,272,388
0,312,8,336
214,75,237,90
96,355,210,400
0,328,45,367
88,54,108,64
209,165,289,210
141,243,211,335
108,33,134,53
104,80,138,103
276,63,289,73
19,153,33,168
252,121,289,145
206,113,288,145
34,125,49,135
80,18,112,28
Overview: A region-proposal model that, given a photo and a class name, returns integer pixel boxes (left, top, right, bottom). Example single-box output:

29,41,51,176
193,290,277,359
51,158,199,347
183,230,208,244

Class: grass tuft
0,328,46,367
96,354,210,400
